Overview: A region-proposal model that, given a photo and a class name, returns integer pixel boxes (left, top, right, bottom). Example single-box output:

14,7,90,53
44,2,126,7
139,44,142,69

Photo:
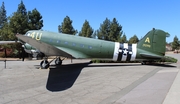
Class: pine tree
97,18,123,41
109,18,122,41
79,20,93,37
119,33,127,43
9,0,28,34
172,36,180,50
0,2,14,41
128,35,139,44
0,2,7,29
28,8,43,30
97,18,111,40
58,16,77,35
0,1,7,41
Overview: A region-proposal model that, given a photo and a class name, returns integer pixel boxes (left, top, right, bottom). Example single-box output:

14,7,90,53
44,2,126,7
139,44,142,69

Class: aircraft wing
16,34,73,58
55,46,90,59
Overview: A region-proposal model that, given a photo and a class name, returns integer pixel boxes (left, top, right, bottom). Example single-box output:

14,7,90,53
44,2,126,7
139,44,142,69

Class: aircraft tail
137,28,168,56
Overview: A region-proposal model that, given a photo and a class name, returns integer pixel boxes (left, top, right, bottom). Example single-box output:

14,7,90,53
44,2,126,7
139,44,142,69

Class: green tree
79,20,93,37
109,18,122,41
172,36,180,50
0,1,7,41
97,18,123,41
0,22,16,41
0,2,15,41
9,0,28,34
0,2,7,29
119,33,127,43
58,16,77,35
97,18,110,40
128,35,139,44
28,8,43,30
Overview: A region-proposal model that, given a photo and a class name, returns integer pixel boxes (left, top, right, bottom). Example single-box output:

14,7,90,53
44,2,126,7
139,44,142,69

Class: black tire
55,58,62,65
141,61,146,65
40,60,49,69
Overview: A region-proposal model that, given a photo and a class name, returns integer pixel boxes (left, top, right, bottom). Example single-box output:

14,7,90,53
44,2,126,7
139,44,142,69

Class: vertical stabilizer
137,28,168,56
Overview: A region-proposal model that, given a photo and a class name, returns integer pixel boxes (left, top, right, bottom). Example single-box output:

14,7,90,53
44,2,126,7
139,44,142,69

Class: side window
57,40,60,43
49,39,52,42
80,44,84,48
64,41,68,44
72,43,76,46
88,46,92,49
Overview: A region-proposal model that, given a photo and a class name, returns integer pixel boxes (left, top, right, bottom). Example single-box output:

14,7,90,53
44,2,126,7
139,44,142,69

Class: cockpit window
25,32,31,36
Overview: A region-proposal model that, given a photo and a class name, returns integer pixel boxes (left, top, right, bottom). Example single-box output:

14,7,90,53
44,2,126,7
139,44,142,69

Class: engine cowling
22,43,44,59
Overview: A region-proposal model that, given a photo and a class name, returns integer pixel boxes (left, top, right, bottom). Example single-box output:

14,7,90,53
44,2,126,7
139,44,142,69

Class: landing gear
141,61,146,65
40,58,50,69
55,57,62,65
40,57,63,69
141,61,154,65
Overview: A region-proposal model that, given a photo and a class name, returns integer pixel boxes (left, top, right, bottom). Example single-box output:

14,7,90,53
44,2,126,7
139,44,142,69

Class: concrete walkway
163,54,180,104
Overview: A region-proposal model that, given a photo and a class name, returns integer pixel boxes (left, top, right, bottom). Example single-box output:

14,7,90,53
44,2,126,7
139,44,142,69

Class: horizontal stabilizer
161,56,178,63
140,53,163,59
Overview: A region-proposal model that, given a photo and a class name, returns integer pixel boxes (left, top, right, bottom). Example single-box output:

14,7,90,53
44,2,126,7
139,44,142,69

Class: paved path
0,54,179,104
163,53,180,104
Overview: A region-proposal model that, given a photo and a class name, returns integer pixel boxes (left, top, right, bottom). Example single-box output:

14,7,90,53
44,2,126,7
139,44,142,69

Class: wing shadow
46,61,176,92
46,63,142,92
46,62,89,92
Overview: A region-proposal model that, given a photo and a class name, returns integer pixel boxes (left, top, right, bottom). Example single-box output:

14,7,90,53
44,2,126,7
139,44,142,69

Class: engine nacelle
22,43,44,59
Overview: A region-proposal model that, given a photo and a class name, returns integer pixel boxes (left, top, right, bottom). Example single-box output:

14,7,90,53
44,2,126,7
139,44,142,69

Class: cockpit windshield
25,32,31,37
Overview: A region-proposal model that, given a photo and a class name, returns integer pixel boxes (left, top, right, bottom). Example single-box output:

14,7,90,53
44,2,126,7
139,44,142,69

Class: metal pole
4,59,6,69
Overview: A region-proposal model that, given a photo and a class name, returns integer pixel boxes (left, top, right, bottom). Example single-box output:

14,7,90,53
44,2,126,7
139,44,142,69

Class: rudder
137,28,168,56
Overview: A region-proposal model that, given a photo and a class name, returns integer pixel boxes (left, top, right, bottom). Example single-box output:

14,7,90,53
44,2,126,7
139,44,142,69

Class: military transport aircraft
14,28,171,69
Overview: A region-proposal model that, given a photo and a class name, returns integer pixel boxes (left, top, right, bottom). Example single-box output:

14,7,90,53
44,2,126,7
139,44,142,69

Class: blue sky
2,0,180,42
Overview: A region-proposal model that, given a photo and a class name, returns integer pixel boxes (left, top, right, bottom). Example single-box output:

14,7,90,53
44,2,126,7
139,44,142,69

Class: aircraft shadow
46,62,175,92
46,62,90,92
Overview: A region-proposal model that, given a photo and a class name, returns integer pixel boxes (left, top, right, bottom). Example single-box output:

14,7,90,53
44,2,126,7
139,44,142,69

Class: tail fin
137,28,168,56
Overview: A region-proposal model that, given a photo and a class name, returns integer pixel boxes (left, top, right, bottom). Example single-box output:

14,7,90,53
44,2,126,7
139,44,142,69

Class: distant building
0,46,13,57
166,44,172,51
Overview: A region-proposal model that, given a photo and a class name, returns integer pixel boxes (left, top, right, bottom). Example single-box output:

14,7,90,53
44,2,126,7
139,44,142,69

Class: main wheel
55,57,62,65
141,61,146,65
40,60,49,69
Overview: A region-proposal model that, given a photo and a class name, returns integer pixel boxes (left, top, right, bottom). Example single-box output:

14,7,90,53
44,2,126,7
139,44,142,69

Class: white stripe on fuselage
113,42,120,61
113,42,137,61
131,44,137,61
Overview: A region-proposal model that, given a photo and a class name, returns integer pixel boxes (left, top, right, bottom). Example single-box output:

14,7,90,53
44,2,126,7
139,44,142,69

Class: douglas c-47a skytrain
15,28,170,69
